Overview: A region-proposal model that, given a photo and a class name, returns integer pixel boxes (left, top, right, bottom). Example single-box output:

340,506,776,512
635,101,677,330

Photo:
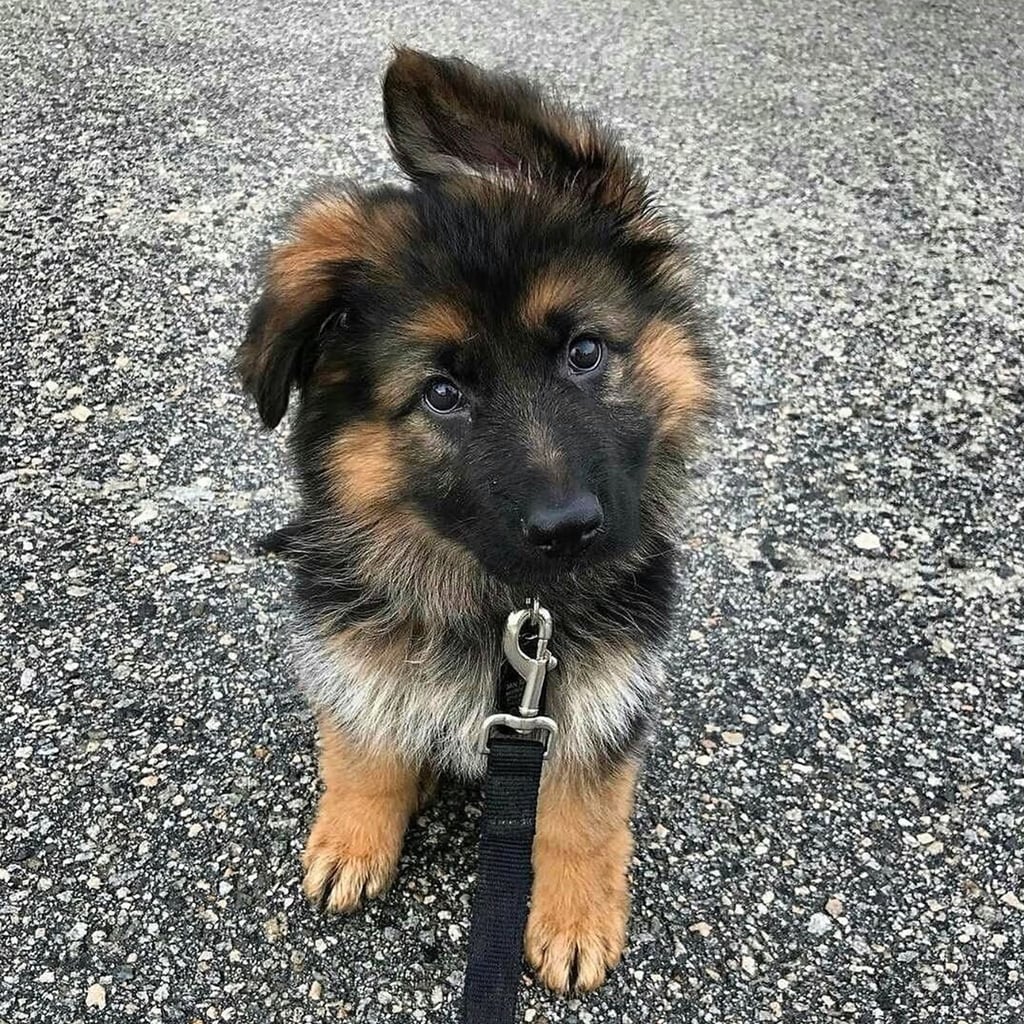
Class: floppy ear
236,191,371,428
383,48,647,215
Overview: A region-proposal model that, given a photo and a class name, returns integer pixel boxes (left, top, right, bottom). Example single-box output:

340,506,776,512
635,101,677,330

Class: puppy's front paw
301,720,420,914
525,761,638,993
525,886,628,993
302,802,404,913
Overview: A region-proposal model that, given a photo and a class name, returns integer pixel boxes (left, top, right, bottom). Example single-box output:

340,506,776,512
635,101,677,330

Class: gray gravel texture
2,1,1023,1022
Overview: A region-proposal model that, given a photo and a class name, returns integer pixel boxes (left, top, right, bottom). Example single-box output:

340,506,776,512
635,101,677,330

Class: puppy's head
239,49,715,594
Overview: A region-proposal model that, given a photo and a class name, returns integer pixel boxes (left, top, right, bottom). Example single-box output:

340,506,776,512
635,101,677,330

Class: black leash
462,602,559,1024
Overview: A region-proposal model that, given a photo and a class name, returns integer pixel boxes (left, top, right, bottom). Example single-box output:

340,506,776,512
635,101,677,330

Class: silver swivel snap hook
502,601,558,718
478,598,559,757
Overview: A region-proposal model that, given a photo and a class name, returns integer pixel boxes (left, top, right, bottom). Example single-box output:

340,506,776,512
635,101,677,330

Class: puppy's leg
525,758,638,993
302,716,420,913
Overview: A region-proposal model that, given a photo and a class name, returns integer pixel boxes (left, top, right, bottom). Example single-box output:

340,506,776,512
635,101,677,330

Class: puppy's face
239,50,714,592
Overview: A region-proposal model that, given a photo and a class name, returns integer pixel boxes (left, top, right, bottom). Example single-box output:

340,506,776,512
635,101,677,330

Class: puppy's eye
422,378,464,414
566,335,603,373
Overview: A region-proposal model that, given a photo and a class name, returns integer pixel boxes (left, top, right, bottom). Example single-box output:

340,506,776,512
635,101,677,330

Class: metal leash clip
478,598,559,758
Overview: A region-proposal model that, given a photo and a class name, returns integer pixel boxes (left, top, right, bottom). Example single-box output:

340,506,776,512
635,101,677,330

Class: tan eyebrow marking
521,267,580,329
403,300,471,344
521,264,638,337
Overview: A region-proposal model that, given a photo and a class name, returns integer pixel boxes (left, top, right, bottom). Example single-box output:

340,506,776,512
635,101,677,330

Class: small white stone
689,921,713,937
140,775,159,788
69,404,93,423
85,983,106,1009
999,892,1024,912
741,954,756,976
308,981,322,1001
853,530,881,551
721,730,744,746
835,744,853,762
916,832,935,846
807,912,832,935
825,897,844,918
130,505,158,527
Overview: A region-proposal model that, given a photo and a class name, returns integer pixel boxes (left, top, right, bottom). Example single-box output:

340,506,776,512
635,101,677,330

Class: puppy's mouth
478,527,617,588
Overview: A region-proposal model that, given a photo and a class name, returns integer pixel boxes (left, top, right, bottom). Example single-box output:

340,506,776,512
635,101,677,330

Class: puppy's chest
295,624,663,779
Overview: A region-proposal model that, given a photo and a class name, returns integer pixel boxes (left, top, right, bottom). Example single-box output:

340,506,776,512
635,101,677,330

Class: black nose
526,492,603,557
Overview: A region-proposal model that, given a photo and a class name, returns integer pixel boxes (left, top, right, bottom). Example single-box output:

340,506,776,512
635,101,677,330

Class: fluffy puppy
237,48,715,994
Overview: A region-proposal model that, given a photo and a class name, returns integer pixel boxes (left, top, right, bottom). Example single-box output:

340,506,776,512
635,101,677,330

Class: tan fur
521,267,581,329
273,196,406,313
405,300,470,344
520,263,636,336
323,422,482,615
325,421,403,516
525,760,639,993
239,193,411,391
302,717,420,913
634,319,713,438
269,195,364,312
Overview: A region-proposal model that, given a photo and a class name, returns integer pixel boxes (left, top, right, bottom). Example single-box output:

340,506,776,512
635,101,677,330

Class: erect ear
382,48,647,215
237,189,404,428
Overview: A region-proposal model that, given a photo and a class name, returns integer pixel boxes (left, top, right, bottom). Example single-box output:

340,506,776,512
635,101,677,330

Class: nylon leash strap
461,601,558,1024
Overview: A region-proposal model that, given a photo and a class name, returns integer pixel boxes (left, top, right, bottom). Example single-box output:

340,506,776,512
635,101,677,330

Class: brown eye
567,335,603,373
422,378,463,414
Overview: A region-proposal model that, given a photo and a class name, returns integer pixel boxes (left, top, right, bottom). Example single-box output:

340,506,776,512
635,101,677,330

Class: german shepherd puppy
238,49,715,994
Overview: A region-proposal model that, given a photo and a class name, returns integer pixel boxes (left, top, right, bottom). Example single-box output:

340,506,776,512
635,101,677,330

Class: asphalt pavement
2,1,1022,1021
